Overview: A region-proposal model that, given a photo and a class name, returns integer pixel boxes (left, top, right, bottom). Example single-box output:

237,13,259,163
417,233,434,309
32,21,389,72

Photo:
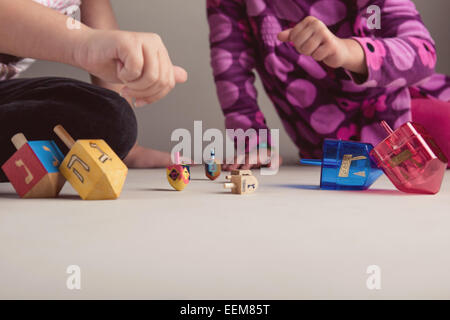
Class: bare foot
124,145,172,168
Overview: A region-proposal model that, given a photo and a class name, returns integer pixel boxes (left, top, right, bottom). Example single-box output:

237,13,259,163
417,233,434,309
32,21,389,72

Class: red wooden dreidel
370,121,448,194
166,152,190,191
1,133,65,198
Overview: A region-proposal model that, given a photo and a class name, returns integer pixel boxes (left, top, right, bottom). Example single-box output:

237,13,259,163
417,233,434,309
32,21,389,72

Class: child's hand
76,30,188,106
278,16,367,74
222,148,282,171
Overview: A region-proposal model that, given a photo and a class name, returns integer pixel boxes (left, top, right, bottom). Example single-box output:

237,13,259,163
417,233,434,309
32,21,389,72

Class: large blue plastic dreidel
300,139,383,190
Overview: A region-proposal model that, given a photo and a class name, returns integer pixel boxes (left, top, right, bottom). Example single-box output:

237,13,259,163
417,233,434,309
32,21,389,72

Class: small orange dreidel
53,125,128,200
224,170,259,195
205,148,221,180
1,133,65,198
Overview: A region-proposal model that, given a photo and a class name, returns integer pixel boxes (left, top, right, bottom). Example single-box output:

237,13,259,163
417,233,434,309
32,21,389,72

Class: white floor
0,166,449,299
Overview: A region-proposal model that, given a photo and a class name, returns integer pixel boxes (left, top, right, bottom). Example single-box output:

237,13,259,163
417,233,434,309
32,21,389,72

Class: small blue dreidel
300,139,383,190
205,148,221,180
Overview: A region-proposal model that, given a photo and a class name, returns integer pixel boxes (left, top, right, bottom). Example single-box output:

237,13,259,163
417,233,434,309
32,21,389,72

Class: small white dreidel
224,170,259,195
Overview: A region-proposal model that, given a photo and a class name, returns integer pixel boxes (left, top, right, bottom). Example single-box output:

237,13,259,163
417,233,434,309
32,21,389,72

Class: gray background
21,0,450,163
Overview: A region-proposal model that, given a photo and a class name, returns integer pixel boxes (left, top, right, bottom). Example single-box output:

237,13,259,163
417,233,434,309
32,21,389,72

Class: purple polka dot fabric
207,0,450,158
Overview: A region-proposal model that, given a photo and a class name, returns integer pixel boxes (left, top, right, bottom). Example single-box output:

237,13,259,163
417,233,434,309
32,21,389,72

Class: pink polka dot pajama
207,0,450,160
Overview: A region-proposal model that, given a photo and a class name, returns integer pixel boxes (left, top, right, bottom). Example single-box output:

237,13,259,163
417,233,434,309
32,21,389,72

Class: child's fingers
122,86,158,99
174,66,188,83
241,163,254,170
291,27,316,51
311,43,332,62
123,51,174,98
277,29,292,42
117,46,144,83
289,16,315,41
134,85,173,106
159,49,177,90
126,46,161,90
299,36,323,56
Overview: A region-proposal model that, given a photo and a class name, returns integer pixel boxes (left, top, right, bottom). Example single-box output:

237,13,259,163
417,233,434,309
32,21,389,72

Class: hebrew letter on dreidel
67,155,90,183
15,159,34,184
338,155,367,178
43,146,60,167
89,142,112,163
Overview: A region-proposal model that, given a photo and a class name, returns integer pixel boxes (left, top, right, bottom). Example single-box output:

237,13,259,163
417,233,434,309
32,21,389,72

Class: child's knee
51,79,138,159
104,94,138,159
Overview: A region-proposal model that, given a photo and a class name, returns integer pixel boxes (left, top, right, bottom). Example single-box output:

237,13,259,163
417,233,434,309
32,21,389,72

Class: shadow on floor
273,184,412,196
145,188,177,192
274,184,320,191
0,192,19,199
0,193,82,200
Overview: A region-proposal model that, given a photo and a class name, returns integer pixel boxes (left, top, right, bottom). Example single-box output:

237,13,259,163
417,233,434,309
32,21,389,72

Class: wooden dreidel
224,170,259,195
53,125,128,200
166,152,190,191
205,148,221,180
1,133,65,198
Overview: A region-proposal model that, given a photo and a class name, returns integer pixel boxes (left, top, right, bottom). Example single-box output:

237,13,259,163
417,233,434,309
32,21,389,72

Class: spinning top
166,152,190,191
53,125,128,200
205,148,221,180
1,133,65,198
300,139,383,190
370,121,448,194
224,170,258,195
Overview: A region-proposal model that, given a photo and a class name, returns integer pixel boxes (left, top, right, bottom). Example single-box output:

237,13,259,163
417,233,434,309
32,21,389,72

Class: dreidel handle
300,159,323,166
11,133,28,150
224,183,235,189
380,120,394,135
54,125,76,149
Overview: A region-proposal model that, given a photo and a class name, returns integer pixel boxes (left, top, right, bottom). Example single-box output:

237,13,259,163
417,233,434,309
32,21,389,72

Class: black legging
0,77,137,182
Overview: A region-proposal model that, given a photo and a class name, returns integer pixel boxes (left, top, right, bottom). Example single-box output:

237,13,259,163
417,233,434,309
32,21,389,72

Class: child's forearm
81,0,119,30
341,39,368,76
81,0,125,95
0,0,90,67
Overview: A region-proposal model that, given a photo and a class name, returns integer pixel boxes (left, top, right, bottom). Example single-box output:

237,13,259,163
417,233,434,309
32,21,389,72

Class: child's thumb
278,29,293,42
174,66,188,83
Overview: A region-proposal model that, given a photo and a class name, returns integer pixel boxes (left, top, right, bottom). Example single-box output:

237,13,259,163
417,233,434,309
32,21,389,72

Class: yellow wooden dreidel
166,152,190,191
205,148,221,180
53,125,128,200
1,133,65,198
224,170,259,195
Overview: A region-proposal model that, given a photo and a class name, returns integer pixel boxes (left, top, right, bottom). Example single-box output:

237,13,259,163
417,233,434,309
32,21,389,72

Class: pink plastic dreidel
370,121,448,194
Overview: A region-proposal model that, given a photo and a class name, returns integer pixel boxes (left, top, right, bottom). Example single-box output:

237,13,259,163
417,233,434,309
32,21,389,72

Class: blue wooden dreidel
205,148,221,180
1,133,65,198
300,139,383,190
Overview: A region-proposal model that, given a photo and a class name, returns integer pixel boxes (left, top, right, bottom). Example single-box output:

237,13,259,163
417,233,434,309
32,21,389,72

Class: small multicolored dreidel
370,121,448,194
53,125,128,200
224,170,259,194
205,148,221,180
1,133,65,198
166,152,190,191
300,139,383,190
